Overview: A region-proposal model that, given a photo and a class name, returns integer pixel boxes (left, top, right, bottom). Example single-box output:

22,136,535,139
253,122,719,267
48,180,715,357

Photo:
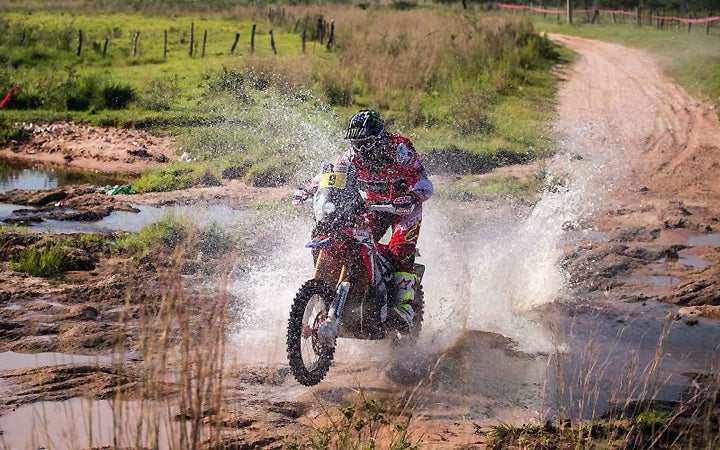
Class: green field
3,2,718,199
1,3,569,196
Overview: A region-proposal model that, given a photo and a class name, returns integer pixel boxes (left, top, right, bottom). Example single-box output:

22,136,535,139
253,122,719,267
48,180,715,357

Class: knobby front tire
286,279,336,386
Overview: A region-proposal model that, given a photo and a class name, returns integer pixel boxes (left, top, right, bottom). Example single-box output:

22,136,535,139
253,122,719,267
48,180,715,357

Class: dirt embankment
1,122,175,174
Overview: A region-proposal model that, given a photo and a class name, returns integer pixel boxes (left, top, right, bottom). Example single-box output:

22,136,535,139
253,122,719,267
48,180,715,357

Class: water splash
183,88,342,186
225,105,630,365
227,214,313,365
419,125,630,355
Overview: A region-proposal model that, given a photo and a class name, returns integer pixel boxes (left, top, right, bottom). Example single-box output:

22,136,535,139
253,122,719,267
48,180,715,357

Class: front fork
314,250,350,348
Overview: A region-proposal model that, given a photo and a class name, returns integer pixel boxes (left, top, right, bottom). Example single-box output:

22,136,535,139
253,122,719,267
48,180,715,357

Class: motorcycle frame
310,226,391,339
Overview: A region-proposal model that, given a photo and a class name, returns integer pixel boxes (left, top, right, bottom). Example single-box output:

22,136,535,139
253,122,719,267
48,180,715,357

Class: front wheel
287,279,336,386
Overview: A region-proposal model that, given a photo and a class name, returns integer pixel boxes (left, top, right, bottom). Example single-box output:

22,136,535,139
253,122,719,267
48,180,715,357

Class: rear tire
287,279,336,386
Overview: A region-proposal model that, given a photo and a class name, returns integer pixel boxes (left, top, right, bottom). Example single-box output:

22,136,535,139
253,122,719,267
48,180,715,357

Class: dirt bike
286,168,425,386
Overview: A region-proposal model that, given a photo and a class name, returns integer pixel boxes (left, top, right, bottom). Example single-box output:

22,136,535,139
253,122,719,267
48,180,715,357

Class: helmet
344,110,386,159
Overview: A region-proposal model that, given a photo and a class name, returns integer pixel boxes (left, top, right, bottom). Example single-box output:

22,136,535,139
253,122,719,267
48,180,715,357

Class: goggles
349,136,376,152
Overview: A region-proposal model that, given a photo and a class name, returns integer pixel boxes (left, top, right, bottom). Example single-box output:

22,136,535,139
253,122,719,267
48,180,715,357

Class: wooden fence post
163,30,168,58
102,38,109,57
251,24,256,53
636,8,642,27
707,21,711,35
270,29,277,54
189,22,195,57
230,32,240,55
133,31,139,57
301,28,306,53
326,19,334,50
317,17,325,44
202,30,207,57
77,30,83,56
566,0,573,25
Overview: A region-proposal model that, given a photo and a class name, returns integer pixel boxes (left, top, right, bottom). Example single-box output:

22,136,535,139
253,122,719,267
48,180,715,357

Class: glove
292,188,310,206
392,191,417,215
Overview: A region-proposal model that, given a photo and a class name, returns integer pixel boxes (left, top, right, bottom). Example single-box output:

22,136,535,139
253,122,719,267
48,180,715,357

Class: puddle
677,250,712,268
548,299,720,419
0,157,128,193
657,229,720,247
689,233,720,246
0,351,116,371
627,274,681,287
1,159,251,233
1,203,248,234
0,398,188,449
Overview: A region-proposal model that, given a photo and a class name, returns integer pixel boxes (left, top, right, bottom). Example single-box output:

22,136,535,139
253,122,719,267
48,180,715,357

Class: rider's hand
292,188,310,206
392,191,417,215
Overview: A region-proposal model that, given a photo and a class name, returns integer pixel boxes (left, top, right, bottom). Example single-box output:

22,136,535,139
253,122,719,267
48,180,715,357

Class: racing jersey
332,134,433,204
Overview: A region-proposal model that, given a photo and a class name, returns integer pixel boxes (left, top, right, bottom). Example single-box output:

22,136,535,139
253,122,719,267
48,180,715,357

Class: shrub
139,76,179,111
119,212,189,255
0,121,28,144
450,87,496,136
66,91,92,111
9,240,68,278
103,83,135,109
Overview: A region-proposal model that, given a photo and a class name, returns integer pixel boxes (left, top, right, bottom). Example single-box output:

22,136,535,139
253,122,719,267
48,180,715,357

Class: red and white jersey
333,134,433,203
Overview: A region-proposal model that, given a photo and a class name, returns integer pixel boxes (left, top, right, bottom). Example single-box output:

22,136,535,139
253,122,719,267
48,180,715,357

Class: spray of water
224,95,629,369
183,85,343,187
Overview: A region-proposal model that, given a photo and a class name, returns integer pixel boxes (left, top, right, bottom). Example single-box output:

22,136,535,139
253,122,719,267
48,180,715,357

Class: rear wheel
287,279,336,386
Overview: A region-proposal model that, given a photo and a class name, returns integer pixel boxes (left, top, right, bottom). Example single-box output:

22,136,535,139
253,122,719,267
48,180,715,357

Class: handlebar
367,203,398,214
366,202,415,215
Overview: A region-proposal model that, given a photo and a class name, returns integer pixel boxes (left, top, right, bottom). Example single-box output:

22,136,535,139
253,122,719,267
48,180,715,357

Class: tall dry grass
121,220,235,448
527,311,720,449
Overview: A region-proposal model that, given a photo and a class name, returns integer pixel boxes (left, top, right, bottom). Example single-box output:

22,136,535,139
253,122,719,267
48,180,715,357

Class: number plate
319,172,347,188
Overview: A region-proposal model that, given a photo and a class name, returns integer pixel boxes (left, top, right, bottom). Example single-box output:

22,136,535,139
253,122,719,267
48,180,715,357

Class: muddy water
0,158,127,192
549,298,720,420
0,162,247,233
0,398,178,449
0,351,115,371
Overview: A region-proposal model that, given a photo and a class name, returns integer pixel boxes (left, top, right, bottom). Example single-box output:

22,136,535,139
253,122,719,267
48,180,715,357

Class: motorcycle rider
294,109,433,331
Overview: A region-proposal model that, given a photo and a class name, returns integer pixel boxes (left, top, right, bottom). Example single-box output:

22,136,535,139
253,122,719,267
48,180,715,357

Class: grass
1,3,565,196
290,389,421,449
8,239,68,278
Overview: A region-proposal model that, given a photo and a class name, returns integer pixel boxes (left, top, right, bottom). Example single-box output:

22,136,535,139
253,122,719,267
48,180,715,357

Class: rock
65,305,99,321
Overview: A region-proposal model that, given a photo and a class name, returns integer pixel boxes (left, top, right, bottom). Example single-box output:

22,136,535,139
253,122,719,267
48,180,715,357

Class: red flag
0,85,21,109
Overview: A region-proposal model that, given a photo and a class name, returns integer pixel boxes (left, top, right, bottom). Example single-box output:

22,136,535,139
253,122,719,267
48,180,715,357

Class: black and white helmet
344,110,387,159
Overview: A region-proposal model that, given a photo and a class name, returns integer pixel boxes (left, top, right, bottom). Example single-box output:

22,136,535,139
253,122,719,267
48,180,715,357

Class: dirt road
551,34,720,229
551,34,720,314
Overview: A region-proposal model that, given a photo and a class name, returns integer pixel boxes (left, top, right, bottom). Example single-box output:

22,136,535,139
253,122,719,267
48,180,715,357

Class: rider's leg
388,211,422,330
392,271,417,330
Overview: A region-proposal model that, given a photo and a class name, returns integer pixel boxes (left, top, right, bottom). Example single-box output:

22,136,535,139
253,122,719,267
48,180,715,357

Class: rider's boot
391,271,416,331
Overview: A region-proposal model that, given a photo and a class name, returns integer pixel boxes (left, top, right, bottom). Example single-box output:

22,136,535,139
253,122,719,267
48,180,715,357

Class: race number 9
319,172,347,188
